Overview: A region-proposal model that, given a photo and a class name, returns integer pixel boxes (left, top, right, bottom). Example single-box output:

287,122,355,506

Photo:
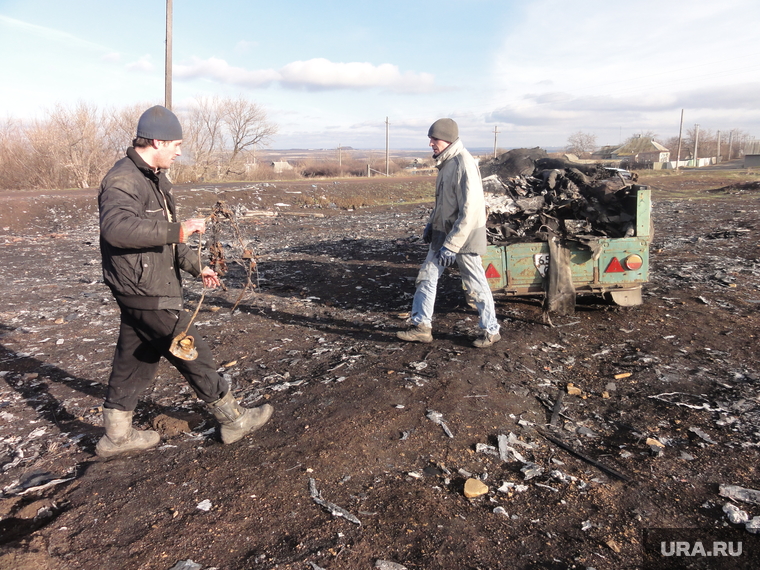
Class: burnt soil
1,171,760,569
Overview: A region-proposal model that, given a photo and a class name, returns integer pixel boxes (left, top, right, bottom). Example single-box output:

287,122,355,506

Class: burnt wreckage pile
479,148,640,245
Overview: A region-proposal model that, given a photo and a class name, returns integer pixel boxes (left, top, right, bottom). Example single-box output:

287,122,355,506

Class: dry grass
637,169,760,199
286,178,437,210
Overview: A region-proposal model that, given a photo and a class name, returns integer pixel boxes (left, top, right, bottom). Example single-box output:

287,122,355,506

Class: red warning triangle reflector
485,263,501,279
605,257,625,273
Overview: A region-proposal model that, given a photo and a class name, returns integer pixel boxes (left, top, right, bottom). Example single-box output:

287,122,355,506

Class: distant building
744,140,760,168
610,136,670,165
591,145,620,160
271,161,294,173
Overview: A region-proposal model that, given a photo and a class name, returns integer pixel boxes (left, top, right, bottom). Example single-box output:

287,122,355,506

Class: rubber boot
95,408,160,458
208,392,273,444
396,324,433,343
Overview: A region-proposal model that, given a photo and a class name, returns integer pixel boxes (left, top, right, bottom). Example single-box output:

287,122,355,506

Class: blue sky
1,0,758,151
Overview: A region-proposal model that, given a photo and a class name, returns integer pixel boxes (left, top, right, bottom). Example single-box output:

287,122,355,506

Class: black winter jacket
99,147,200,310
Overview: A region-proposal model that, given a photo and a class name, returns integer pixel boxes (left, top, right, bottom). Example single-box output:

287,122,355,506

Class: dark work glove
423,223,432,244
436,247,456,267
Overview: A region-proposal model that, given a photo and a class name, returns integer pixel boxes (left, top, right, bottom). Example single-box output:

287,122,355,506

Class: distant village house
592,135,670,167
271,160,294,173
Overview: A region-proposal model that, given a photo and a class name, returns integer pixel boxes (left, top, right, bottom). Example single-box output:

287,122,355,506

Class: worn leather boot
473,331,501,348
95,408,160,458
208,392,273,444
396,324,433,343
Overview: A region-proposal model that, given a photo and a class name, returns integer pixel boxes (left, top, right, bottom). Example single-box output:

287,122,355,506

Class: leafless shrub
566,131,597,155
296,158,343,178
175,95,277,183
104,103,150,157
0,118,29,190
45,102,113,188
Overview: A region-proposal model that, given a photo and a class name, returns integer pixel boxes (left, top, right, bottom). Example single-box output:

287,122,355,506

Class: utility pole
675,109,684,171
728,130,734,161
493,125,499,158
716,130,721,163
165,0,173,110
385,117,390,176
693,124,700,168
338,143,342,176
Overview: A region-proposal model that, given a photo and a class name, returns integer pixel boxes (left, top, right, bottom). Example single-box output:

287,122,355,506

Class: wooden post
675,109,683,171
165,0,173,110
385,117,390,176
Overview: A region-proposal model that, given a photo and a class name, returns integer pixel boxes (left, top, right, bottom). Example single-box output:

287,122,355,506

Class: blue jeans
410,249,500,334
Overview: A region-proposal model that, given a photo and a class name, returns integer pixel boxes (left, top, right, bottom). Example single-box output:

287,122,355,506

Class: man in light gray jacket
397,118,501,348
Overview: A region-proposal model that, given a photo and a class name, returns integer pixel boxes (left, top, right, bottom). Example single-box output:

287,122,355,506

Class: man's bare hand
180,218,206,242
200,266,221,288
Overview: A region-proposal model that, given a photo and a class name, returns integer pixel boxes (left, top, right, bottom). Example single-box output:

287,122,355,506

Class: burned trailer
478,152,652,310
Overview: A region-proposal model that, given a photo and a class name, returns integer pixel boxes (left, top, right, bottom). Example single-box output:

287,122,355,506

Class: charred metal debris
479,149,641,245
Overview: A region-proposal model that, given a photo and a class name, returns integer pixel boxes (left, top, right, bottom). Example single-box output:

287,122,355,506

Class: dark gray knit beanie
136,105,183,140
427,118,458,142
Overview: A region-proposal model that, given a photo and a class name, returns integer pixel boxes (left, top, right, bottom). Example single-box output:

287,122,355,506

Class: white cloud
126,55,155,73
234,40,258,53
101,52,121,63
482,0,760,143
175,57,280,87
279,58,435,93
174,56,435,93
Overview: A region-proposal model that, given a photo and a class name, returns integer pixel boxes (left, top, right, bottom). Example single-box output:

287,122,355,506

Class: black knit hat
427,118,458,143
136,105,183,141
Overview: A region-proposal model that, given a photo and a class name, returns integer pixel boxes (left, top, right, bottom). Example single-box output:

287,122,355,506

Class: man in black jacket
96,105,272,458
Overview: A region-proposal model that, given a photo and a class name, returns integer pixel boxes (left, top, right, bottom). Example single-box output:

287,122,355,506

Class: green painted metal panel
636,187,651,238
504,242,547,288
483,185,651,294
597,238,649,284
481,246,506,289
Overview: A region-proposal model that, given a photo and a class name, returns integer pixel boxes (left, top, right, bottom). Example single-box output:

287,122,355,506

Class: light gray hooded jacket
428,138,488,256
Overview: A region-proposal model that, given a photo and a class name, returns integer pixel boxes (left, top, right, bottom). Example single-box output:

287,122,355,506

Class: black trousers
104,304,227,411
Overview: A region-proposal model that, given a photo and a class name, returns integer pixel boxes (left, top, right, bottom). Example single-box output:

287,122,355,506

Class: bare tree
178,96,226,182
728,129,752,159
683,126,715,160
104,103,150,158
0,96,280,189
0,118,29,190
633,130,659,140
565,131,597,156
220,96,278,177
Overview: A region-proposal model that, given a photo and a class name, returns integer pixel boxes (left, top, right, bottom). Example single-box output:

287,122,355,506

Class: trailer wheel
606,287,642,306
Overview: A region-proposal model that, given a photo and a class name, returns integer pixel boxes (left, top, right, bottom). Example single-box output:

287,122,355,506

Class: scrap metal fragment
476,443,499,457
649,392,727,413
426,409,454,438
537,429,631,482
375,561,409,570
497,434,528,463
308,478,361,525
549,390,565,427
723,503,750,524
719,484,760,506
689,426,717,444
2,472,76,497
169,561,202,570
520,462,544,480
